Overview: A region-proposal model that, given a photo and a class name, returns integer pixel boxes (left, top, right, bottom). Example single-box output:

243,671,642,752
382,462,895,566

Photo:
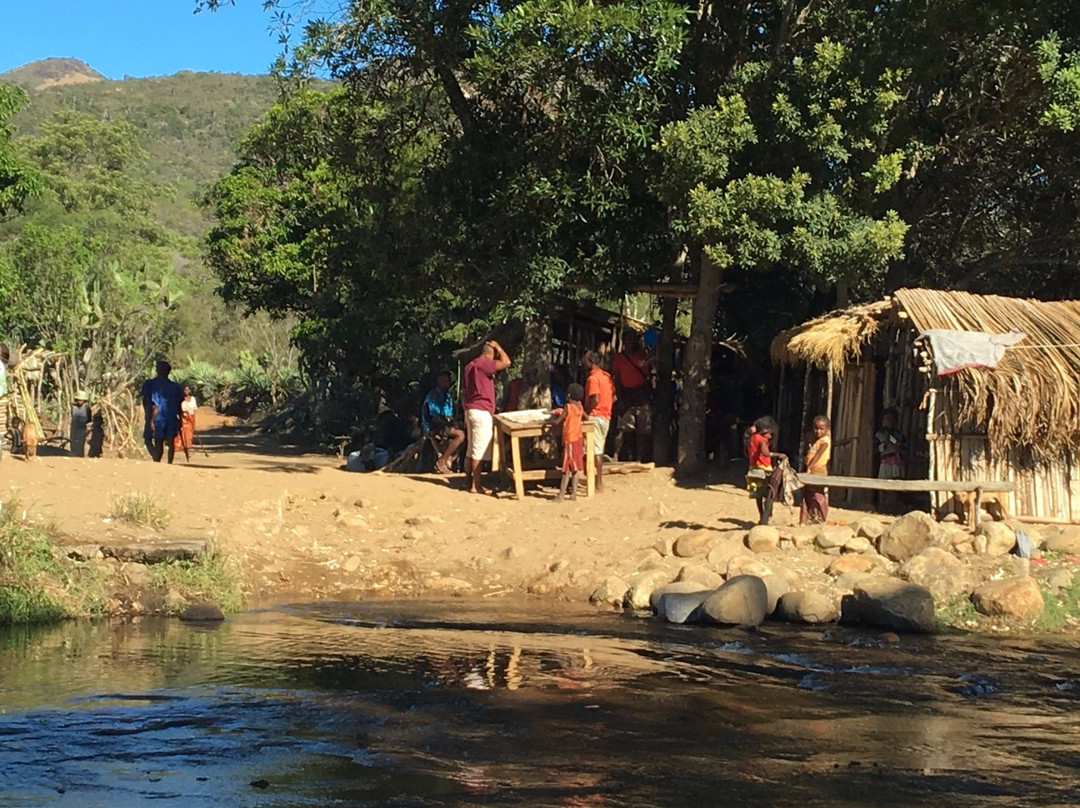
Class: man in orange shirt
583,351,615,493
611,331,652,462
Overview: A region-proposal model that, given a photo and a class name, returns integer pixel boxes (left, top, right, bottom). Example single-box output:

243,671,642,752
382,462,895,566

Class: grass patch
1033,570,1080,633
0,500,104,624
107,491,171,530
148,549,244,614
935,593,981,633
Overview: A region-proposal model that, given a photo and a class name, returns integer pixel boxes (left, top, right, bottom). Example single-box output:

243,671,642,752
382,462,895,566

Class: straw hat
74,390,89,401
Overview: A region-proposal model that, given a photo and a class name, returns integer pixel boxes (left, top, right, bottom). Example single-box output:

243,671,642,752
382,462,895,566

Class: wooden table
798,474,1015,530
492,413,596,500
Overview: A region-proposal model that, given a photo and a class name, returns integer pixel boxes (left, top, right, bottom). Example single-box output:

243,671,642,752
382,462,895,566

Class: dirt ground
1,408,900,608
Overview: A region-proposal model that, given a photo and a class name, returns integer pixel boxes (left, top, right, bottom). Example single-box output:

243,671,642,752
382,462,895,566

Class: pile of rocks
590,510,1075,633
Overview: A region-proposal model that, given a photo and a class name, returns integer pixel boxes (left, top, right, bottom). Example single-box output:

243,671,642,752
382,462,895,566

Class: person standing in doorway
140,360,183,464
583,351,615,493
70,391,91,458
462,341,511,494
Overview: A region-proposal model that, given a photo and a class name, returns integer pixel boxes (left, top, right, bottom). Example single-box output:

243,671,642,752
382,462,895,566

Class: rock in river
179,603,225,622
656,589,713,624
777,591,839,625
700,575,769,628
840,576,935,634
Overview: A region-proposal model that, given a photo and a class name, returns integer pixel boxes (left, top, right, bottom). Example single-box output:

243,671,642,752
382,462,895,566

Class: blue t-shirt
141,377,184,438
421,387,455,435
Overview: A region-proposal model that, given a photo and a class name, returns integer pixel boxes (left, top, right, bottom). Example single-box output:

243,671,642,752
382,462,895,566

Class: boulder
899,547,970,600
590,575,630,607
746,525,780,554
700,576,769,627
676,564,724,590
179,603,225,622
834,571,874,594
725,556,773,580
706,534,748,569
760,573,793,615
649,580,714,611
843,537,873,554
976,522,1016,556
623,570,673,610
851,517,886,542
971,577,1045,619
652,535,676,558
674,530,714,558
656,590,713,624
877,512,945,562
776,591,839,625
827,555,877,576
779,527,818,550
840,577,936,634
815,526,854,551
1045,529,1080,555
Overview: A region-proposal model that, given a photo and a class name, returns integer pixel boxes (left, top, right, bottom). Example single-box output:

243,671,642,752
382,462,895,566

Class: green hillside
2,61,282,236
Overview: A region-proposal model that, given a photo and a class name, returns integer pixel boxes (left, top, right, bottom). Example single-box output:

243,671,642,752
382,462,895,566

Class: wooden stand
492,414,596,500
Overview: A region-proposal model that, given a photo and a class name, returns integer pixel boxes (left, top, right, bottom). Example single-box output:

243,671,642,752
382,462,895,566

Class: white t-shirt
181,396,198,415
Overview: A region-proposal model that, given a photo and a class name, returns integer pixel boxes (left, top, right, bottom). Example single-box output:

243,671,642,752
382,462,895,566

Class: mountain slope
0,57,107,91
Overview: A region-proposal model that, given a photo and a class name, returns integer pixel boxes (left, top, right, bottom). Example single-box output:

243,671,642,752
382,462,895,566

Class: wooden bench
798,474,1015,530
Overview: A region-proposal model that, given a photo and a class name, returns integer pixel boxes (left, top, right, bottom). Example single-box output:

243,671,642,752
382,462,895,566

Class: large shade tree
202,0,1080,473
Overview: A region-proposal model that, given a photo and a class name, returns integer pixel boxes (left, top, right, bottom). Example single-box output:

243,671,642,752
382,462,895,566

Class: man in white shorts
462,340,511,494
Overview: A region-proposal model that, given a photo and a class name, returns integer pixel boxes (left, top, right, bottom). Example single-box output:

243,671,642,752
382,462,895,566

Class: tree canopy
202,0,1080,469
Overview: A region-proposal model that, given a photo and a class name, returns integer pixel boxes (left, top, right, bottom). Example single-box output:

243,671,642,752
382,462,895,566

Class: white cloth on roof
920,329,1026,376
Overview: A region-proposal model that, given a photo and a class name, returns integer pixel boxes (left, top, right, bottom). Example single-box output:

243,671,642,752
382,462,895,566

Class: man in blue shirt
421,371,464,473
140,360,184,464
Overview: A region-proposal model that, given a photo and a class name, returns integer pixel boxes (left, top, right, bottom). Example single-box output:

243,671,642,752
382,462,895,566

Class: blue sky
0,1,285,78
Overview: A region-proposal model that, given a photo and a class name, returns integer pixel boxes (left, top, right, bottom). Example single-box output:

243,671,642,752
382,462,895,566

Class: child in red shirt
551,383,586,501
745,415,786,525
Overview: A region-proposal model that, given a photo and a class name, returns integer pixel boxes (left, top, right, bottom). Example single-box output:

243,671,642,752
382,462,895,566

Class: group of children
746,409,906,526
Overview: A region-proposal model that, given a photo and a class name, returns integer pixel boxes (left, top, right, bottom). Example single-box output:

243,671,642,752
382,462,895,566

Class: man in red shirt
462,340,512,494
583,351,616,492
611,331,652,462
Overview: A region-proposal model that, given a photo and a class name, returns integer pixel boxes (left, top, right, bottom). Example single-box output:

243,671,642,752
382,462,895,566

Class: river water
2,599,1079,806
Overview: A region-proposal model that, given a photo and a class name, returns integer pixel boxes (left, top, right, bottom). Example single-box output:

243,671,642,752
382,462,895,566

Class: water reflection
1,601,1080,806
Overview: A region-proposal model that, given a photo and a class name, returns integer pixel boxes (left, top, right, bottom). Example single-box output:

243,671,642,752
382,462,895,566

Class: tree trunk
677,251,723,476
652,295,678,466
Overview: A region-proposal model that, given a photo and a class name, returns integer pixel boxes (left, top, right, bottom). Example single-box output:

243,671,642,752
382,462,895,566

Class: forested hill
1,59,282,236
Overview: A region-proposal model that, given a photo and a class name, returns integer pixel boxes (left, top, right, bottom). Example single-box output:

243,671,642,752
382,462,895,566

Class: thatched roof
772,288,1080,459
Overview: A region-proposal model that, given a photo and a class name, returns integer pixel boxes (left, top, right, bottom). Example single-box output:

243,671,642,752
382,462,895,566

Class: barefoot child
746,416,786,525
800,415,831,524
551,383,586,501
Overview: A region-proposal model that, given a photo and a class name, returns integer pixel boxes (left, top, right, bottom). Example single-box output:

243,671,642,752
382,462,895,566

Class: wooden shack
771,288,1080,523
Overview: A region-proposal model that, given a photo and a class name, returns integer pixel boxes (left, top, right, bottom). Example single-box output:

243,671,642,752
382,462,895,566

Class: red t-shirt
747,432,772,470
463,357,499,413
612,350,648,389
585,367,615,419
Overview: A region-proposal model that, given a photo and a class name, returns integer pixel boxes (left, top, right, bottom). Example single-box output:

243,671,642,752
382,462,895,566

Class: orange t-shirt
585,367,615,419
562,401,584,444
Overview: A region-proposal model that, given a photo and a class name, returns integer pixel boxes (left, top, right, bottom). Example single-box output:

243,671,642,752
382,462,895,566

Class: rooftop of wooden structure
772,288,1080,460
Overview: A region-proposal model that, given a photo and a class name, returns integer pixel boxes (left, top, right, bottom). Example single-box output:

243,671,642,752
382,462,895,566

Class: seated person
346,429,390,471
422,371,465,473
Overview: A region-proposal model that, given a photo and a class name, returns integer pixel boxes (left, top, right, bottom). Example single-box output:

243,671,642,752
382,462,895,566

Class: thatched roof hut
772,288,1080,522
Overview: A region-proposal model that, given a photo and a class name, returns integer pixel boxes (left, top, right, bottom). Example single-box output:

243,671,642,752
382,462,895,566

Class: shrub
107,491,171,530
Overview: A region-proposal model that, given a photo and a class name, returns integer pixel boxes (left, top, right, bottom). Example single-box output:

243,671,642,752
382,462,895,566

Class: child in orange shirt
551,383,586,501
800,415,831,524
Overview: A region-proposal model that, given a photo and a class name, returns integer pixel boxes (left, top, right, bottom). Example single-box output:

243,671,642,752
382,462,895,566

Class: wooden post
974,486,983,532
511,434,525,500
826,362,835,425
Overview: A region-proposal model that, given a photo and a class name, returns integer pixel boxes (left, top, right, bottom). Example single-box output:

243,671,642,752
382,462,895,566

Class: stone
840,577,936,634
122,563,151,587
403,528,425,542
777,591,839,624
590,575,629,607
405,515,437,526
784,528,818,550
342,555,362,573
623,570,673,610
1045,530,1080,555
843,537,873,554
549,559,570,573
971,577,1045,619
827,555,877,576
815,526,854,551
851,517,886,542
706,535,749,569
656,590,713,624
652,535,676,558
834,571,874,594
353,498,372,509
899,547,970,600
725,556,772,580
501,545,522,560
759,573,792,615
674,530,714,558
746,525,780,554
179,603,225,622
877,511,945,562
1040,567,1075,593
700,575,769,627
102,540,206,565
649,581,714,611
65,544,103,562
675,565,724,590
953,541,976,555
977,522,1016,556
425,576,474,592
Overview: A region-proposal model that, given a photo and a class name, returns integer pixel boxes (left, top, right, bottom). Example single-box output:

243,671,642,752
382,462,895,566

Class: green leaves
0,84,42,217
